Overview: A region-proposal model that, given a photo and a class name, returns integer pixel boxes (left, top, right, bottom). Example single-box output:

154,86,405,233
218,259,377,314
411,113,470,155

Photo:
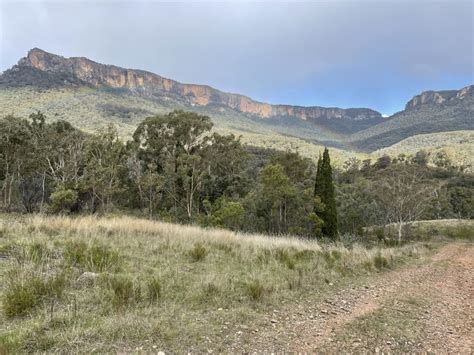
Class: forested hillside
351,86,474,151
1,111,472,241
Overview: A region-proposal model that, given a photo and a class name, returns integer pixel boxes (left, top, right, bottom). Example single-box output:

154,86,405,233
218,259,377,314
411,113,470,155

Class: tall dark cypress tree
314,148,338,239
314,153,323,196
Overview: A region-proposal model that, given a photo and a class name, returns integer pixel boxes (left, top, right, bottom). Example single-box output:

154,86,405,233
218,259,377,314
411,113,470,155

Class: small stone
157,352,165,355
236,331,243,335
386,340,392,345
218,308,223,311
321,309,328,314
75,272,98,287
270,319,278,324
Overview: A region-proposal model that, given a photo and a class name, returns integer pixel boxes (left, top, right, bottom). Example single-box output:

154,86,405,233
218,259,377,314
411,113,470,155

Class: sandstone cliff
405,85,473,110
4,48,383,126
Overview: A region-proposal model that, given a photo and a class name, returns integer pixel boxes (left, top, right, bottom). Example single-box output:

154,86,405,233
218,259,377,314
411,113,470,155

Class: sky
0,0,473,115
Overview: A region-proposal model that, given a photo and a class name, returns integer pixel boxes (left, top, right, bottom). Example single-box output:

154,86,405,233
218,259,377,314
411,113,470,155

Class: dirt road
245,243,473,353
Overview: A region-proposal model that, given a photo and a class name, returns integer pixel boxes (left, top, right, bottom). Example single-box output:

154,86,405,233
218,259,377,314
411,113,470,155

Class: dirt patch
234,243,473,353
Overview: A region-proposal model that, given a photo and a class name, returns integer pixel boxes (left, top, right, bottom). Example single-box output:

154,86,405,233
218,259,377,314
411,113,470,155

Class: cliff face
405,86,473,110
7,48,383,125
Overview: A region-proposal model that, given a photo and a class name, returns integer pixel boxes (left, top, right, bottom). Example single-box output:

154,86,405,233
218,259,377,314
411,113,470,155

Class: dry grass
0,214,431,352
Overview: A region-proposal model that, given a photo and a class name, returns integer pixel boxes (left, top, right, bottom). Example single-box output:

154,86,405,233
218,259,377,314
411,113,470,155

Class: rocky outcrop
405,86,473,110
7,48,383,126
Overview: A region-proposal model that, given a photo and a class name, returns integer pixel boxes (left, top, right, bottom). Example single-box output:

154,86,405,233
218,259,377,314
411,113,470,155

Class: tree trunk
397,222,403,244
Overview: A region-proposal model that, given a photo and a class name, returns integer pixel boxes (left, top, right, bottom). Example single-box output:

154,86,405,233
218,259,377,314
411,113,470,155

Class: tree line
1,111,472,241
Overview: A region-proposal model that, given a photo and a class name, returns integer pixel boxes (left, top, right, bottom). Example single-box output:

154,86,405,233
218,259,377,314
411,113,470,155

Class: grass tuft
189,243,208,262
64,241,120,272
2,272,67,318
373,253,389,270
245,279,267,301
145,277,162,304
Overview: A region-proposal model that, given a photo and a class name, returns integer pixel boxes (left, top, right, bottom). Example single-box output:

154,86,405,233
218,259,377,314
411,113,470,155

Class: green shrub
375,227,385,242
50,188,78,213
189,243,207,262
3,282,38,318
2,273,66,318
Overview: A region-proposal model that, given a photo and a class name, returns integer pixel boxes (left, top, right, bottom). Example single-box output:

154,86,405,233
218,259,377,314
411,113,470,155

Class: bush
375,227,385,242
189,243,207,262
2,273,66,318
50,188,78,213
208,199,245,231
3,282,38,318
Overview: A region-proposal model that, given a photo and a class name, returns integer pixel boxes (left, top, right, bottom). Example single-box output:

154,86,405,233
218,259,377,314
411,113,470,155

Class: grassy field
0,214,437,353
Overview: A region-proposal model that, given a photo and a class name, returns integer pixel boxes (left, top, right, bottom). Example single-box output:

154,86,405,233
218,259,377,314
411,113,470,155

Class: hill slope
374,131,474,169
4,214,470,353
350,86,474,151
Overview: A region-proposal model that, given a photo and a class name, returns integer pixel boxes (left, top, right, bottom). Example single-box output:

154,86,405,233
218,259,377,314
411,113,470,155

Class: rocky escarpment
1,48,384,130
405,86,474,110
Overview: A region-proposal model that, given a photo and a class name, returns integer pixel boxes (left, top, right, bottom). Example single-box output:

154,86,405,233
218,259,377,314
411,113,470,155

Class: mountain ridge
0,48,385,132
0,48,472,157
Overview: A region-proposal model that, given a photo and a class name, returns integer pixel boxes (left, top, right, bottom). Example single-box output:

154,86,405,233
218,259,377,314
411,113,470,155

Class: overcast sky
1,0,472,114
